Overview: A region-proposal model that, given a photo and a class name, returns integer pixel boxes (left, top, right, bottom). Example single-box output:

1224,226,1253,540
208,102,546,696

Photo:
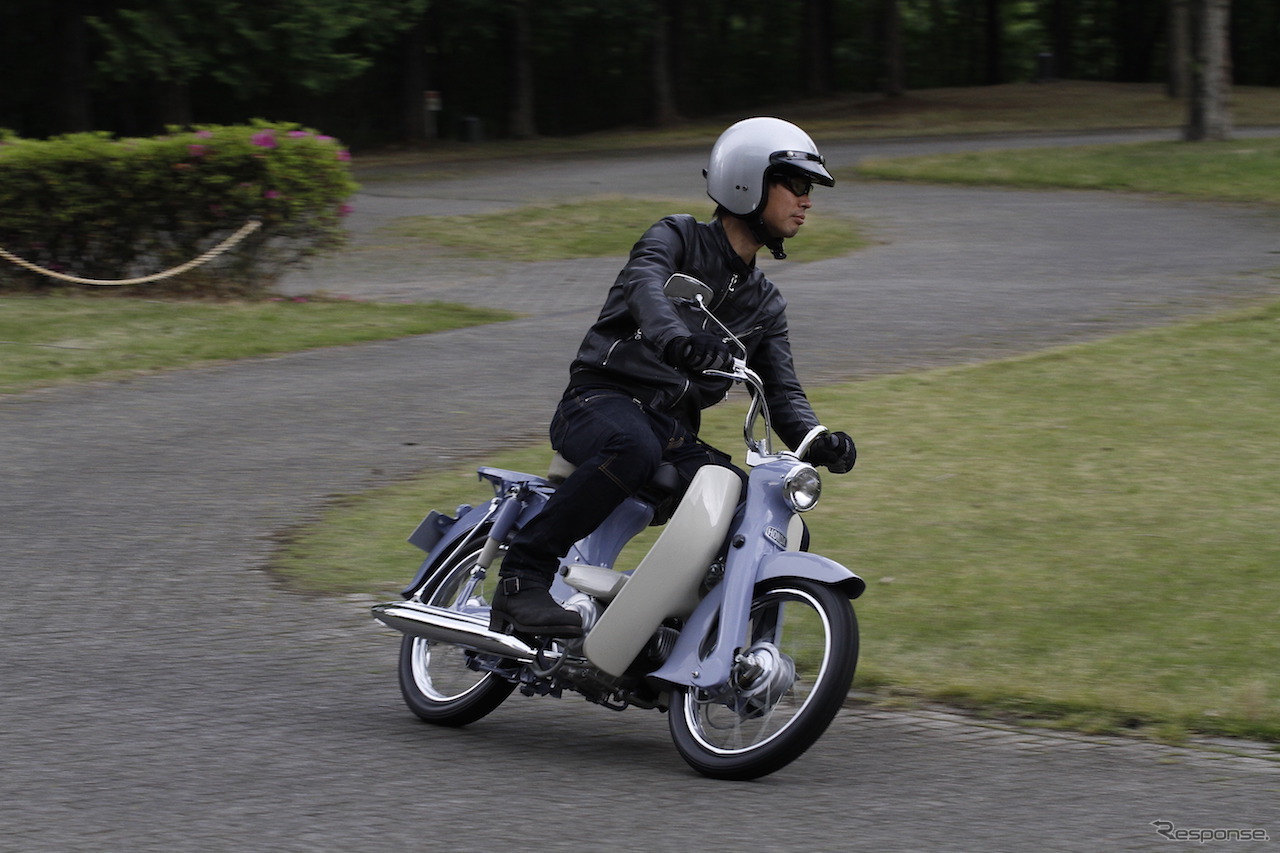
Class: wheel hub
732,642,796,718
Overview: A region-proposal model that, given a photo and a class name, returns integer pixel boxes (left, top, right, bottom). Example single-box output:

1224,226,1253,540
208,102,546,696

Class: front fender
650,548,865,689
757,550,866,600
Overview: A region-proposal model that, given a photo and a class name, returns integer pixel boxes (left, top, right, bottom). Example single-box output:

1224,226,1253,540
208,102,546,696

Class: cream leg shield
582,465,741,677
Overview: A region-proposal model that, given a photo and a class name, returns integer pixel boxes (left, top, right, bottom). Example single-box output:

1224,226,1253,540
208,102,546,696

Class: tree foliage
0,0,1273,146
89,0,428,92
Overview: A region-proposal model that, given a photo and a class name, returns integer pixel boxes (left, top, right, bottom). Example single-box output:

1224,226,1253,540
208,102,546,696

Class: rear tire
668,579,857,780
397,528,516,726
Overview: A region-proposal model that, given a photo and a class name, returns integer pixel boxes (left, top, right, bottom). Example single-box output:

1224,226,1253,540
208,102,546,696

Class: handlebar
666,273,827,468
705,359,829,467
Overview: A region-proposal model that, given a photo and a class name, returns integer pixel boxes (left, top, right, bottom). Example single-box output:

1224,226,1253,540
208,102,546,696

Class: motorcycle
372,273,865,780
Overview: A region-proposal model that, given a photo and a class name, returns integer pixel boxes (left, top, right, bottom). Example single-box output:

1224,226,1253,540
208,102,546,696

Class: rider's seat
548,452,684,525
546,452,577,485
548,452,683,493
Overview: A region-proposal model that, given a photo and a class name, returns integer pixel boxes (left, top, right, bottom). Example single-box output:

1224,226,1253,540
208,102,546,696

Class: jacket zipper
669,377,691,409
710,273,738,311
602,329,643,366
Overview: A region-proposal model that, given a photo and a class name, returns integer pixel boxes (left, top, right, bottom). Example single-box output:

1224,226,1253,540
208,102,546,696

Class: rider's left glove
808,431,857,474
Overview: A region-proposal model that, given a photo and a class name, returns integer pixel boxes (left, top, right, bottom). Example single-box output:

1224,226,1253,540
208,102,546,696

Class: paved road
3,131,1278,852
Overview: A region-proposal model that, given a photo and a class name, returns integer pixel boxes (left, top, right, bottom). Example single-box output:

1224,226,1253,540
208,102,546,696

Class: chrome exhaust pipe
371,600,539,662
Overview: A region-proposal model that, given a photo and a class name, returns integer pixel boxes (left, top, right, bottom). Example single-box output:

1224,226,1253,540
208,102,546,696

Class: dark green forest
1,0,1274,148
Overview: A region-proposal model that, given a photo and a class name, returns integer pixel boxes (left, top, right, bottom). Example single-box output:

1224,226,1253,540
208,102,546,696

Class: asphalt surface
3,130,1279,852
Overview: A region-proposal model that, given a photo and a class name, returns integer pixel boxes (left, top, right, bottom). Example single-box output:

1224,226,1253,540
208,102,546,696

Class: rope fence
0,218,262,287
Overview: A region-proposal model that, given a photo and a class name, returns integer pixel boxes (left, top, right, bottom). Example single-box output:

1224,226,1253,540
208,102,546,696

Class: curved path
2,131,1278,852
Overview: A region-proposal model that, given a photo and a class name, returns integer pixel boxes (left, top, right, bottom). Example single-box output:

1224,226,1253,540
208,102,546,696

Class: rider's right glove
665,333,733,373
809,431,857,474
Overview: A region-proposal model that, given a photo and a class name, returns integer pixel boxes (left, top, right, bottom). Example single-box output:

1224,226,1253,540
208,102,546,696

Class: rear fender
399,502,492,598
399,468,550,598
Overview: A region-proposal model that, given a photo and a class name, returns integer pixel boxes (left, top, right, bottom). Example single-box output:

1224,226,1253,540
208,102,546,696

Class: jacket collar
710,217,756,277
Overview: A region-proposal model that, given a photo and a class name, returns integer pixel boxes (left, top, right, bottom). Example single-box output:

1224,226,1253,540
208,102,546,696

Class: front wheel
668,579,858,780
397,527,516,726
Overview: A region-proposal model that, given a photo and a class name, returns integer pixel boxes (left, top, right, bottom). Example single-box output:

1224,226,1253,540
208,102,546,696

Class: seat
547,452,683,495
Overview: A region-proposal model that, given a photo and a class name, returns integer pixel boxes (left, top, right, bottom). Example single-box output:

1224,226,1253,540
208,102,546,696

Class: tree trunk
157,81,192,129
1184,0,1232,141
882,0,904,97
984,0,1004,85
59,0,93,132
507,0,537,140
804,0,834,96
401,18,429,144
1047,0,1073,79
651,0,680,126
1167,0,1192,98
1114,0,1162,82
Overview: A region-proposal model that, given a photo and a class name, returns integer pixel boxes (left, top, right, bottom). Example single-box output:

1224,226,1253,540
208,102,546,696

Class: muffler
371,600,539,662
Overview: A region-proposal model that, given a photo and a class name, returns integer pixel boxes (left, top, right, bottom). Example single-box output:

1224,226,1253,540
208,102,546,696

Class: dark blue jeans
499,387,743,584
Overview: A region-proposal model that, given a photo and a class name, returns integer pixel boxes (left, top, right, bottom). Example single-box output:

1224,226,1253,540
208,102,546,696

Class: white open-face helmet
705,117,835,218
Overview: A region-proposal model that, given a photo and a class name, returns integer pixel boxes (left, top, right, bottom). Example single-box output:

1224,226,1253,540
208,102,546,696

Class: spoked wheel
397,529,516,726
668,579,858,780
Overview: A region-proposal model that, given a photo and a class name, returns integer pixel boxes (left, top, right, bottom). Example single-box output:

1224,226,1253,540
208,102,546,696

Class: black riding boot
490,574,583,638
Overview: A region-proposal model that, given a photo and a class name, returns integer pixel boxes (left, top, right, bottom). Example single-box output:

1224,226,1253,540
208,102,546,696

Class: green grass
808,301,1280,742
382,196,871,263
276,298,1280,744
852,137,1280,205
0,295,513,393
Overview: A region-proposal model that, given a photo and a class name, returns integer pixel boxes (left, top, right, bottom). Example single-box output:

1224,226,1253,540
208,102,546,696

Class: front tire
397,528,516,726
668,579,858,780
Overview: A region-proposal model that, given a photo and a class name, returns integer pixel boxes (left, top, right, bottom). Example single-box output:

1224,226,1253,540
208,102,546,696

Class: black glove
665,333,733,373
808,431,856,474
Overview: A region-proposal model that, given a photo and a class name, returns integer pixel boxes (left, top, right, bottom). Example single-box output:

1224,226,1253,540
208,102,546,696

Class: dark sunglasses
774,174,814,197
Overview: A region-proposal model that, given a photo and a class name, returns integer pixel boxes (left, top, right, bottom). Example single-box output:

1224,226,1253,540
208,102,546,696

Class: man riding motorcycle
490,117,859,638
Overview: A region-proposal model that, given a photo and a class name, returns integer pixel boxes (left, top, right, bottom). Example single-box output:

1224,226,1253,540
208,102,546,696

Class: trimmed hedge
0,122,357,296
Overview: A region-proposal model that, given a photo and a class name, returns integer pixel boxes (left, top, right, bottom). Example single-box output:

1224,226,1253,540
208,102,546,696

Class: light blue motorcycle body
373,273,865,780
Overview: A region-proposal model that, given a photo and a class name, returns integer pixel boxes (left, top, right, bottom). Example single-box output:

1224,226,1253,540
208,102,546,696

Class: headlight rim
783,463,822,513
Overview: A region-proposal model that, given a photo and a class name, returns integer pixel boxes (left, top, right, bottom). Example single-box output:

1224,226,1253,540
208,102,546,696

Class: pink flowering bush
0,121,357,295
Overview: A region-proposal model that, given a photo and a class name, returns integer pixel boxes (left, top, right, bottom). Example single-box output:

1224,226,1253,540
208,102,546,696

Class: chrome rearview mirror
663,272,747,359
663,272,766,455
663,273,714,304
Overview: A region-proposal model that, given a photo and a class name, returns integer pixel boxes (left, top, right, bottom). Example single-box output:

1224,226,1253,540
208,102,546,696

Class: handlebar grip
794,425,830,460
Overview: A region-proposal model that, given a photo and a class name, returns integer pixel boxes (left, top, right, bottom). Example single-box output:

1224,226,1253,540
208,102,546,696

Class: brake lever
703,356,748,381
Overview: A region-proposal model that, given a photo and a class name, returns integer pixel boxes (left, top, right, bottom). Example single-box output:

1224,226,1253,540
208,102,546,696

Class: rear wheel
668,579,857,780
397,528,516,726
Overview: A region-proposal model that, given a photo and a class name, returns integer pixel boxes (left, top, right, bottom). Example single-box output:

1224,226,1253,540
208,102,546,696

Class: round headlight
783,464,822,512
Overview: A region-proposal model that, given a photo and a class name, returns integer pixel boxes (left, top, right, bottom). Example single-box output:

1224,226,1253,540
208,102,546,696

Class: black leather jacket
566,214,820,449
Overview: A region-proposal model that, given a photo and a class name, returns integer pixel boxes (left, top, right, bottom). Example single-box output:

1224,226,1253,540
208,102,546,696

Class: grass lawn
381,196,871,263
810,301,1280,742
0,295,512,394
852,137,1280,205
276,297,1280,744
